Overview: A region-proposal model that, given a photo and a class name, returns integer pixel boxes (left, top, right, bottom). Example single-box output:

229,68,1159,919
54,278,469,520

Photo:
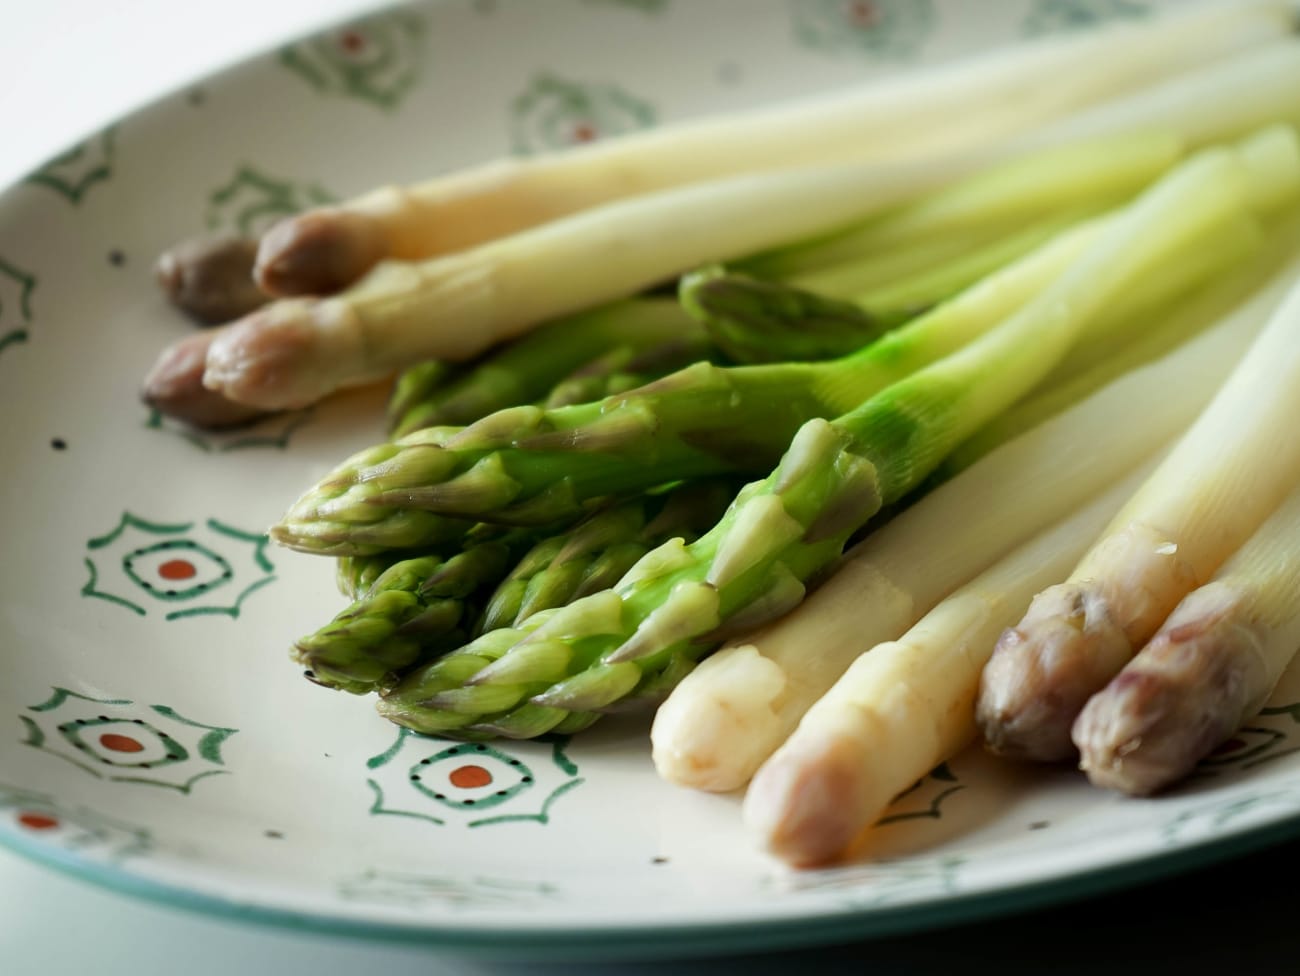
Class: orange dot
341,30,365,53
158,559,197,581
100,733,145,753
18,813,59,830
572,122,597,143
449,764,493,789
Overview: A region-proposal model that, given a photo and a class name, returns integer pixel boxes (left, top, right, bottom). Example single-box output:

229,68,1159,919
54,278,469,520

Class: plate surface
3,0,1300,960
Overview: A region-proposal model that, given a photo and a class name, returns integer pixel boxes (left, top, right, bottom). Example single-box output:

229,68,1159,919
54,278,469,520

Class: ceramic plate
5,0,1300,961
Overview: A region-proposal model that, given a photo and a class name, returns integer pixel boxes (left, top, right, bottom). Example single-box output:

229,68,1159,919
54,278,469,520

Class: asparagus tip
254,208,388,297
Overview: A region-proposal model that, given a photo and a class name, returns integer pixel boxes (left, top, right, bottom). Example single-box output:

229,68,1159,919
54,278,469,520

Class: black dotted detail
420,757,433,765
166,753,182,761
495,790,507,797
107,250,126,267
50,438,67,451
187,88,206,106
409,774,421,781
434,793,446,800
652,856,669,865
73,742,88,751
139,763,152,770
508,759,522,767
133,719,145,725
265,830,284,839
98,715,109,721
461,799,476,806
1029,821,1050,831
474,744,487,752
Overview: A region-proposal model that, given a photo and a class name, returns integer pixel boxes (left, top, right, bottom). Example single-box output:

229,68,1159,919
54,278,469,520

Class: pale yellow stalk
978,262,1300,762
1074,481,1300,796
253,0,1290,294
649,248,1299,794
744,463,1153,868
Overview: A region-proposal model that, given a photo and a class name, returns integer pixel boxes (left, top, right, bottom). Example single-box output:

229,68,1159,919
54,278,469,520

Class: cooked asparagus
1074,481,1300,796
251,0,1286,296
649,241,1286,793
745,464,1151,867
373,135,1284,740
978,244,1300,763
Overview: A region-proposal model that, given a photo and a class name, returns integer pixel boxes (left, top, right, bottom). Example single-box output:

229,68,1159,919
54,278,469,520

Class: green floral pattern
81,513,275,620
0,257,36,357
510,73,656,154
206,166,334,238
20,689,237,794
279,11,427,110
790,0,935,60
23,128,116,205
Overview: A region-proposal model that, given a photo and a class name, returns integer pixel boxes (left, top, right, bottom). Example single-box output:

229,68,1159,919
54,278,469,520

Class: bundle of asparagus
137,0,1300,871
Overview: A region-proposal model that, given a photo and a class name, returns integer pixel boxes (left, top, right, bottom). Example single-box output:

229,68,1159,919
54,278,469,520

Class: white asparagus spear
1073,482,1300,796
201,149,1003,410
649,244,1300,795
977,259,1300,763
744,461,1155,868
251,0,1292,295
200,52,1300,412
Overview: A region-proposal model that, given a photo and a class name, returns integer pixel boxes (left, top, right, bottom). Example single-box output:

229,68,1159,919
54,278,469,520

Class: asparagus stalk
139,330,271,430
750,130,1182,280
1073,481,1300,796
649,246,1289,792
936,209,1281,475
269,214,1106,554
294,534,533,694
387,298,703,437
978,248,1300,763
375,133,1290,740
479,479,738,632
202,125,1197,413
251,0,1287,296
745,463,1151,867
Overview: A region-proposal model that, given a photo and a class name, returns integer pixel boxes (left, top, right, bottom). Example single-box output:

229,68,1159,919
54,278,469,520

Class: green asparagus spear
479,479,739,632
296,533,538,694
388,298,700,438
375,130,1299,738
271,216,1105,555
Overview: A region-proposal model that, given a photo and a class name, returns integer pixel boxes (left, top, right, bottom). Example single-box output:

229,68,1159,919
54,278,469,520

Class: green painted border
5,808,1300,960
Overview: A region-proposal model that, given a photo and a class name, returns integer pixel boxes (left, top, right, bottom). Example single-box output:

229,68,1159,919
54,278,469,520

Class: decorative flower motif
205,166,335,239
1192,702,1300,775
1023,0,1149,35
279,11,427,110
789,0,935,61
19,688,237,794
365,728,583,827
509,73,656,155
23,128,116,205
0,257,36,357
0,781,154,861
144,405,316,453
81,512,275,620
338,867,560,907
876,762,965,826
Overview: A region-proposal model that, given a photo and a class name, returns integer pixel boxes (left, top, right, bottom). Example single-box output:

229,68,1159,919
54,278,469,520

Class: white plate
4,0,1300,960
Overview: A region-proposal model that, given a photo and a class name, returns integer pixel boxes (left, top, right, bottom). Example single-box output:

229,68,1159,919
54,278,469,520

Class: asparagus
140,330,270,430
154,235,270,325
480,479,738,632
649,213,1298,793
201,128,1195,413
374,134,1286,740
250,0,1285,295
1073,481,1300,796
745,464,1150,867
978,244,1300,763
270,214,1106,554
387,298,708,437
294,534,532,694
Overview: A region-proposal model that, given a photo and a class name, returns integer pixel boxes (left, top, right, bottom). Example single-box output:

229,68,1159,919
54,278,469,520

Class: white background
5,2,1300,974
